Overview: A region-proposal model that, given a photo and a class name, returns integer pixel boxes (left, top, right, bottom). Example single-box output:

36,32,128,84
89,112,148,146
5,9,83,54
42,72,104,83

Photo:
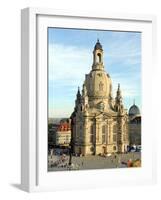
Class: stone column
95,119,101,155
117,116,124,153
108,120,112,144
83,116,89,155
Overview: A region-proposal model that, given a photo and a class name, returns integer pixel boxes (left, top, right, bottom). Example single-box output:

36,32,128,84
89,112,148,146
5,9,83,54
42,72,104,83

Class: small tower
75,87,82,110
116,84,122,102
76,87,81,102
114,84,124,113
92,39,104,70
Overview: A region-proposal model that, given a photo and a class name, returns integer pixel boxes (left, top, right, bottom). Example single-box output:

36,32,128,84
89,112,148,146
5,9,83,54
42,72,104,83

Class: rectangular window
113,124,117,142
90,135,94,143
90,125,94,143
113,134,117,142
102,134,106,143
102,125,106,144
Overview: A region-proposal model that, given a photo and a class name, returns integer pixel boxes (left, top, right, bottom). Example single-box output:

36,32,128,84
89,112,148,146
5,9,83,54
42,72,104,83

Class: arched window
97,53,101,63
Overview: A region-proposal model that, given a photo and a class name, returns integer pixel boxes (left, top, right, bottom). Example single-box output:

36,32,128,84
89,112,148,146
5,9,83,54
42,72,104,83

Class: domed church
128,101,141,145
129,101,140,117
70,40,129,156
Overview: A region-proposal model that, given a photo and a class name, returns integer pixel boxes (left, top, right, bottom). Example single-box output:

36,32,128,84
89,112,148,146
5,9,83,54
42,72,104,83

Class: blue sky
48,28,141,118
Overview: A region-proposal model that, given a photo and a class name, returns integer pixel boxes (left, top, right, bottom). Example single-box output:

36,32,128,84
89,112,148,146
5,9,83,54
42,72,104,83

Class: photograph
47,27,141,172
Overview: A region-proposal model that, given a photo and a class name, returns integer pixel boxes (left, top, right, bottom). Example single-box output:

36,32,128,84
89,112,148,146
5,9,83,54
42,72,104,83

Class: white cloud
49,43,92,84
104,35,141,67
111,73,141,99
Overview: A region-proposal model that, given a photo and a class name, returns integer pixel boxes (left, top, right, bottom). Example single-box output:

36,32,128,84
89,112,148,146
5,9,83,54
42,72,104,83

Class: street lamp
68,139,73,166
68,114,75,166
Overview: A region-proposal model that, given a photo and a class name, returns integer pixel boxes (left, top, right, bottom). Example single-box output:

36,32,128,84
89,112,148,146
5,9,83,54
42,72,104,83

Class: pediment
95,112,112,119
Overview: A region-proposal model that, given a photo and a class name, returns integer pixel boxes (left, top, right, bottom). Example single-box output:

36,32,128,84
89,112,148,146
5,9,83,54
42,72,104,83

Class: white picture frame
21,7,157,192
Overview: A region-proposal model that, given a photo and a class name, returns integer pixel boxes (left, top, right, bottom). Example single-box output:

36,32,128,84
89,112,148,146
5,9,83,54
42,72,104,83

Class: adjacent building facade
128,103,141,145
70,40,129,156
48,124,59,147
55,120,71,146
48,119,71,147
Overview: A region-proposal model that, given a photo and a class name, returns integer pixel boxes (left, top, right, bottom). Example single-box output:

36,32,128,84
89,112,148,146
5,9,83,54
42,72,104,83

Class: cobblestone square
48,152,141,172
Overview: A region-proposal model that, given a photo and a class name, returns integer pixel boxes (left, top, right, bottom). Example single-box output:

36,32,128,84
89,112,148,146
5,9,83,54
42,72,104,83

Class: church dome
129,104,140,116
86,70,112,98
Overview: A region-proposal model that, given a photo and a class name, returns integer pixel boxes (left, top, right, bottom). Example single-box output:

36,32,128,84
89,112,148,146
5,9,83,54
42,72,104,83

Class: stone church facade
70,40,129,156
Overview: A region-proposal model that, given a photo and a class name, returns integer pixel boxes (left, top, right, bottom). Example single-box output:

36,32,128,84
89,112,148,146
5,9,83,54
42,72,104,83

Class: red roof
57,122,71,131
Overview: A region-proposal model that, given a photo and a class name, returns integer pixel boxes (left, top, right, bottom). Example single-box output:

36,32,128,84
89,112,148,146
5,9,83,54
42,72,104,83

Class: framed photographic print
21,8,157,192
